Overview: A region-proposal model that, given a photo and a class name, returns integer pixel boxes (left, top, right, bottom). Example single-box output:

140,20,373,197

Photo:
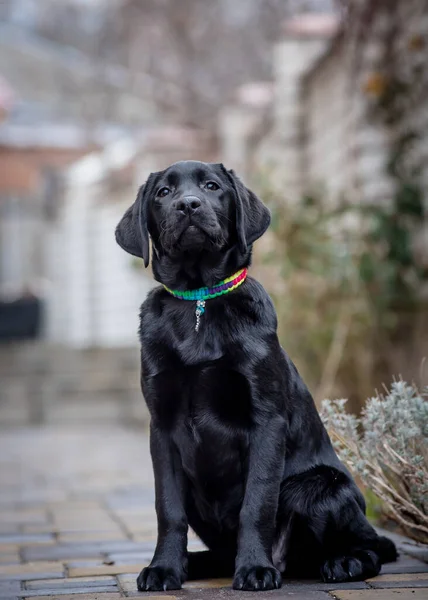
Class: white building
45,138,156,348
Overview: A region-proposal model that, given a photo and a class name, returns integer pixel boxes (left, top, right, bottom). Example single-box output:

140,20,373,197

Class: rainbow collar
163,268,248,332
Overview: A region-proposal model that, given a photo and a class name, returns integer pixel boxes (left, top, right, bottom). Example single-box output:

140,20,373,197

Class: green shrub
321,380,428,543
253,168,427,409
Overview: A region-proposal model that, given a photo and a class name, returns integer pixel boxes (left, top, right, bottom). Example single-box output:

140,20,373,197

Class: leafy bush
321,380,428,543
253,167,427,409
253,177,384,406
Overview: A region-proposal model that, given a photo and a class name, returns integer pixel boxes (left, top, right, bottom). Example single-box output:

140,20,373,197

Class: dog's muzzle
173,196,202,216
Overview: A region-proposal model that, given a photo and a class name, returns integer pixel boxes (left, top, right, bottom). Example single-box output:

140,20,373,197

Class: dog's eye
205,181,219,191
157,187,171,198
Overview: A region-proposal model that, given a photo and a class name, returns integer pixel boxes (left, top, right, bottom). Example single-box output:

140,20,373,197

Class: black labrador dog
115,160,396,592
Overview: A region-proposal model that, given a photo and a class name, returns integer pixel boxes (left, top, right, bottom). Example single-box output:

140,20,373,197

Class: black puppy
115,161,396,592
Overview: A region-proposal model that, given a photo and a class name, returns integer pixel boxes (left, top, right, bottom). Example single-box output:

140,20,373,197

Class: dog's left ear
221,166,271,253
115,175,155,267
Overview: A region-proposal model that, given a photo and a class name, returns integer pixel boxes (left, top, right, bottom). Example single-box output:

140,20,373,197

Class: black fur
115,160,397,592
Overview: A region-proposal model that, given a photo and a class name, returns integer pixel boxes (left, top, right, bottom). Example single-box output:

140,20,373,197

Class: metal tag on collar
195,300,206,332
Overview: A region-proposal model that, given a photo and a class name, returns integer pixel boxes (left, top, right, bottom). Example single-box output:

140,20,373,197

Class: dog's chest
175,330,224,365
155,293,269,367
169,364,251,488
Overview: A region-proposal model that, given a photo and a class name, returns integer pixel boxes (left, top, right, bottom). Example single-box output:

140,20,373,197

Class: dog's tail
376,535,398,564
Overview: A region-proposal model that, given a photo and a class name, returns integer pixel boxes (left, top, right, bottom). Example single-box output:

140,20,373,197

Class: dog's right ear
115,177,154,268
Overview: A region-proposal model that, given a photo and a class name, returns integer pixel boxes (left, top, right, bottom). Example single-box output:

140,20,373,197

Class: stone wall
301,0,428,209
300,28,394,209
219,83,273,180
253,14,338,199
248,4,428,218
0,342,148,426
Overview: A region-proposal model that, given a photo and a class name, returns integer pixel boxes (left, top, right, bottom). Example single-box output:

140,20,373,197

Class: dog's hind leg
277,466,397,583
318,503,398,583
318,507,382,583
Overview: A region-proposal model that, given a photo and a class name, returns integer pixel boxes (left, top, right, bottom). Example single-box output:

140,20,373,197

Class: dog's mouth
160,218,226,254
178,224,207,250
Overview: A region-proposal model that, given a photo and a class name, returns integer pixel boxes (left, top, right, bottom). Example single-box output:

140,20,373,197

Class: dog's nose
174,196,201,214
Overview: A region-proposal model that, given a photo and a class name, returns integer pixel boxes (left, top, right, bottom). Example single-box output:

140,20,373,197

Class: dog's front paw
233,565,282,591
137,566,183,592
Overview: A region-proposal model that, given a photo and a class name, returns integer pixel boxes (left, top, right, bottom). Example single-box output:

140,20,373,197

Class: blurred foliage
364,488,383,523
257,162,426,408
258,175,374,406
346,133,426,321
321,381,428,542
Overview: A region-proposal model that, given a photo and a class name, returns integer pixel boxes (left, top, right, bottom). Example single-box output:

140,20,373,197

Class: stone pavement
0,425,427,600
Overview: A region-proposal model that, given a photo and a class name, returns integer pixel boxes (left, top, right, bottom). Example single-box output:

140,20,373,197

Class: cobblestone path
0,426,427,599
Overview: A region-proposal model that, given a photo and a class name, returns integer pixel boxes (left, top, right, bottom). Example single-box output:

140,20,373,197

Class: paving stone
0,523,21,534
105,493,155,512
50,508,110,518
2,427,427,600
53,525,122,534
57,532,127,543
0,535,54,545
19,586,120,597
128,533,157,543
125,590,330,599
330,590,428,599
381,554,428,574
52,512,117,523
68,563,145,577
22,594,123,600
113,507,156,516
0,561,64,580
116,516,156,527
22,526,57,535
65,561,111,569
0,580,21,599
369,573,428,582
0,552,21,564
50,557,104,566
2,491,67,505
105,551,153,564
26,577,117,590
367,572,428,588
0,510,48,526
22,541,155,561
126,597,177,600
0,543,20,553
52,522,121,533
22,540,155,561
48,502,103,512
279,580,370,592
116,575,140,594
183,578,232,589
120,519,156,529
401,544,428,564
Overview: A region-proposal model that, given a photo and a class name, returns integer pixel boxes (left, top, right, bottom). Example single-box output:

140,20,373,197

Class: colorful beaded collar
163,268,248,332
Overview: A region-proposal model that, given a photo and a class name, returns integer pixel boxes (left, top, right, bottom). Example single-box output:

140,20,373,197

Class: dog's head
115,160,270,268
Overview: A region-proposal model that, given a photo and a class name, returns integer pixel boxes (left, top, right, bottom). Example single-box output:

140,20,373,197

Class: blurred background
0,0,427,429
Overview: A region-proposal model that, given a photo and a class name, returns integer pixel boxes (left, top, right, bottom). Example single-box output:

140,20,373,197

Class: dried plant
321,380,428,543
